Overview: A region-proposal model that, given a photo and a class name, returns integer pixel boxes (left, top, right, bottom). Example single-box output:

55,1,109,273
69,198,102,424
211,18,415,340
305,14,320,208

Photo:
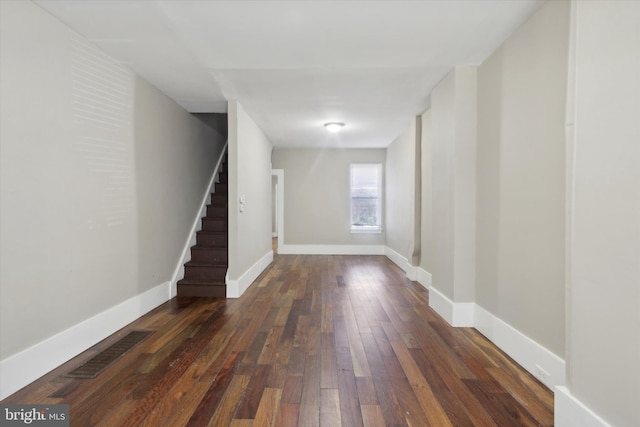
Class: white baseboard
0,281,171,400
416,267,432,289
427,285,454,324
171,142,228,297
555,386,612,427
278,244,385,256
384,246,417,279
426,287,565,390
226,250,273,298
473,304,565,389
453,302,476,327
427,285,475,327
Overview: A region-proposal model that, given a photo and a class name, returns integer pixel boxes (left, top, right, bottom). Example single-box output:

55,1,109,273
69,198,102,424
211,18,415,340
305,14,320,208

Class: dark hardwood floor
3,255,554,426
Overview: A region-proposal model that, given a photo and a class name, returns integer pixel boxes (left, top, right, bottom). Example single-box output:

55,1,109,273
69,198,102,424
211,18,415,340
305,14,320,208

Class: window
350,163,382,233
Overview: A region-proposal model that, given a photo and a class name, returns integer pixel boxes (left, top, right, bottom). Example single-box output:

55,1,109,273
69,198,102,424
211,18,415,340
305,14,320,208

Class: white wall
418,1,568,390
430,72,456,298
227,101,273,289
427,67,477,302
385,119,417,262
475,0,569,358
135,85,226,297
453,68,477,303
0,0,222,396
559,1,640,426
271,148,386,249
419,110,434,275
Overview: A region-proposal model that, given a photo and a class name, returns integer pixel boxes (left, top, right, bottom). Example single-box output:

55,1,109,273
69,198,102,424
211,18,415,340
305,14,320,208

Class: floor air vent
66,330,152,379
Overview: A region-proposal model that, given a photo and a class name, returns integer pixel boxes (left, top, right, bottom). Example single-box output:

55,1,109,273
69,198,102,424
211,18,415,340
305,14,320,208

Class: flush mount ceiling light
324,122,345,133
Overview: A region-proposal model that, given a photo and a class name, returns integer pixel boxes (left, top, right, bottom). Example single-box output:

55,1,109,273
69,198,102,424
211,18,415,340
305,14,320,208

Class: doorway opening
271,169,284,255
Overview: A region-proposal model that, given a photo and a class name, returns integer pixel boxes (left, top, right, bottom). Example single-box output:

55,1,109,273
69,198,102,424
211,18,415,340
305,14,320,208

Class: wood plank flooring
2,255,554,426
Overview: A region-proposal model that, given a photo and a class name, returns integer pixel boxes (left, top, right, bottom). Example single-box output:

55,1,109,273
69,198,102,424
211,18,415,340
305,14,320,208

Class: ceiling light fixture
324,122,345,133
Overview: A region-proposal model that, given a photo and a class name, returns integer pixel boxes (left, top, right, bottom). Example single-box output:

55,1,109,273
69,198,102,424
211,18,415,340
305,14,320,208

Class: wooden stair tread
185,260,227,267
191,245,227,250
196,231,227,237
176,279,226,286
178,154,228,298
192,244,227,249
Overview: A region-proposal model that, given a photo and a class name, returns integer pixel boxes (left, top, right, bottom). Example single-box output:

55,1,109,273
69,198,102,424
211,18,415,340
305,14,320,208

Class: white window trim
350,163,383,234
350,225,383,234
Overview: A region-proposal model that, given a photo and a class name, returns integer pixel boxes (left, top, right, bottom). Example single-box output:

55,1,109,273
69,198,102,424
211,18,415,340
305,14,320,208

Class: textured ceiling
34,0,544,148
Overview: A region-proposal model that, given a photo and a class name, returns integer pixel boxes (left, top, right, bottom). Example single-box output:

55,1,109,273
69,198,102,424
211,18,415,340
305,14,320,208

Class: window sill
351,227,383,234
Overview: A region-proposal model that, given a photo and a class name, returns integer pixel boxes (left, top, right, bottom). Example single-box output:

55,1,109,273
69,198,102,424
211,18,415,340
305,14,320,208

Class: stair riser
181,155,228,298
191,248,228,264
206,206,227,218
184,266,226,281
210,195,227,207
202,218,226,232
177,284,226,298
196,233,227,247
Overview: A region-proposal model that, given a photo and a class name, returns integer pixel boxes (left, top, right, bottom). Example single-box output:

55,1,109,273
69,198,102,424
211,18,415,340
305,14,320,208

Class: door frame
271,169,284,253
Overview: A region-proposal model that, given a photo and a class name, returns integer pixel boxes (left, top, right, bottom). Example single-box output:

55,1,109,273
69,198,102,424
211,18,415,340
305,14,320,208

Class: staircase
177,156,228,298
